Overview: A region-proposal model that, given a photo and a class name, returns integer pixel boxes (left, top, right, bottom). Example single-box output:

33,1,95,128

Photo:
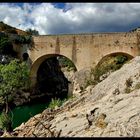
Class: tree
26,28,39,36
0,36,13,55
0,59,30,131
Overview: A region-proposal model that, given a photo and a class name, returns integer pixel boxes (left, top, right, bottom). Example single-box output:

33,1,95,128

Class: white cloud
0,3,28,32
0,3,140,35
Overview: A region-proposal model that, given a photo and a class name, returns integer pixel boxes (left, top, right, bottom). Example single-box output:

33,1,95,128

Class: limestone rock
11,56,140,137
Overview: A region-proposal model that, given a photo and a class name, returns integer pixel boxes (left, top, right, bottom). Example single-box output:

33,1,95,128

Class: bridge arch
30,53,77,88
96,52,134,67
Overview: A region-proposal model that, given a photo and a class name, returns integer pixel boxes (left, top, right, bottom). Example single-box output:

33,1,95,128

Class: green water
9,102,49,129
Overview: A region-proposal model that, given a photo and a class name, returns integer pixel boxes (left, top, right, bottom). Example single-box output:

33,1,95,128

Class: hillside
0,21,28,35
7,56,140,137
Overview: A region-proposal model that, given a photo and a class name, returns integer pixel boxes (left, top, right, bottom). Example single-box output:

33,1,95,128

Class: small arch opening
93,52,134,82
97,52,133,67
22,53,29,61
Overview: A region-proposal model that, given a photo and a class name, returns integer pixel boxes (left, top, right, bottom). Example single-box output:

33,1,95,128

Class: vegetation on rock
48,98,67,110
58,56,77,71
0,59,30,99
14,35,32,44
26,28,39,36
0,59,30,131
0,22,17,34
0,112,12,131
0,21,28,35
0,35,16,56
85,54,131,88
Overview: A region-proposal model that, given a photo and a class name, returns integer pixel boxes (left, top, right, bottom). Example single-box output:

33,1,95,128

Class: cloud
0,3,33,30
0,3,140,35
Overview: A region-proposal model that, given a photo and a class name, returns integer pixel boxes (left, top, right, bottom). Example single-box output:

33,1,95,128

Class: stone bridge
17,31,140,87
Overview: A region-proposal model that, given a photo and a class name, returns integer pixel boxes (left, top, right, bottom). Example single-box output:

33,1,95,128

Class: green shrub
48,98,67,110
58,57,76,71
90,64,114,83
14,35,32,44
26,28,39,36
0,59,30,131
0,59,30,100
85,55,130,88
116,55,128,64
0,112,12,130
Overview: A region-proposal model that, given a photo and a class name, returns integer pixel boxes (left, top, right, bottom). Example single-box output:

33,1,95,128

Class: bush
48,98,67,110
116,55,128,64
0,59,30,131
26,28,39,36
85,55,130,88
14,35,32,44
0,59,30,99
0,112,12,130
58,57,76,71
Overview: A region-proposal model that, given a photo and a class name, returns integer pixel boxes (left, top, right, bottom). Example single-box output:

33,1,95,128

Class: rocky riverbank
3,56,140,137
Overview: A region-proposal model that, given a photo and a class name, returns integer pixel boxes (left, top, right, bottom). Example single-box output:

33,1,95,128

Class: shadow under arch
30,54,77,82
96,52,134,67
30,54,77,98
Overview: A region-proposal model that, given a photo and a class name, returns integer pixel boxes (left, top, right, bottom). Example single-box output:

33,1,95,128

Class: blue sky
52,3,66,9
13,3,66,8
0,3,140,35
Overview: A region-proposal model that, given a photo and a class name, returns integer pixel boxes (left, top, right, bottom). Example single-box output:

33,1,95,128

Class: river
9,100,50,129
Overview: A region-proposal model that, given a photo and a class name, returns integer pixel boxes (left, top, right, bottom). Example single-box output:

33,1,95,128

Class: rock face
70,68,92,97
13,91,30,106
11,56,140,137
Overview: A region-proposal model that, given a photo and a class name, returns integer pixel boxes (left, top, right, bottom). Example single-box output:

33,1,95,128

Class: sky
0,3,140,35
